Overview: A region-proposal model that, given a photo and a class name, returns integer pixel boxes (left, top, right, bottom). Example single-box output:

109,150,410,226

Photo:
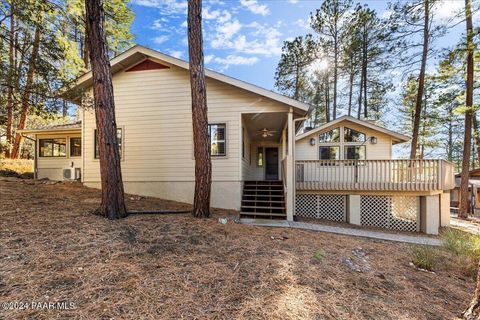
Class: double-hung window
208,124,226,156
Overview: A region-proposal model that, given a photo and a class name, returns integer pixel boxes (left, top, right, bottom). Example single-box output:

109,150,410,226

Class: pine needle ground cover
0,177,474,319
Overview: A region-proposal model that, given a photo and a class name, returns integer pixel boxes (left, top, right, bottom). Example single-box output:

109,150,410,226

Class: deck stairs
240,180,286,219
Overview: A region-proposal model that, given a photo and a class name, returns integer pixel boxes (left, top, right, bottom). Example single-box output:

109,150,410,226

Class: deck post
347,195,361,225
286,109,294,221
440,191,451,227
420,195,440,235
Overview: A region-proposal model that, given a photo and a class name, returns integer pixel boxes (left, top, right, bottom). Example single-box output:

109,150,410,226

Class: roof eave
296,115,410,142
17,127,82,135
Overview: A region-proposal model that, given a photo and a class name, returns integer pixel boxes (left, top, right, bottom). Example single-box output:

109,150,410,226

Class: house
18,45,455,235
451,169,480,214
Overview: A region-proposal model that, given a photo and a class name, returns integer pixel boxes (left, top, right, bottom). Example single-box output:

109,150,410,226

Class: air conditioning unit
63,167,81,180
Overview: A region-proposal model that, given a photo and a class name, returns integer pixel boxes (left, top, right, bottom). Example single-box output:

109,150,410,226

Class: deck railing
295,159,455,192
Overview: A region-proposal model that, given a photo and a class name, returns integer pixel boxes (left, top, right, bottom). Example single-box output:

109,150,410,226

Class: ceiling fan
257,128,277,138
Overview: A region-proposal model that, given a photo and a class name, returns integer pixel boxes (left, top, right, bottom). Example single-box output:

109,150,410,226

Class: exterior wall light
370,136,378,144
310,138,316,146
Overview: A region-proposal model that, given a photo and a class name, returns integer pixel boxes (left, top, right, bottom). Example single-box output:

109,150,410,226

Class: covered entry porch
240,110,301,220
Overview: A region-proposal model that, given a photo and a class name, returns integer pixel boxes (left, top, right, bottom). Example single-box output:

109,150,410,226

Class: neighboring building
18,45,455,235
451,169,480,213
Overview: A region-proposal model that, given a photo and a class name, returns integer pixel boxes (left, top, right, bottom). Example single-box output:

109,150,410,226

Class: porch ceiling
243,112,287,142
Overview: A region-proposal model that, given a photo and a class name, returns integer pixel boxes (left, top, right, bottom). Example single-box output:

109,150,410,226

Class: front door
265,147,279,180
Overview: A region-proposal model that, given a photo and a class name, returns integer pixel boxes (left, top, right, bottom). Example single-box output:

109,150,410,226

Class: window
208,124,226,156
319,146,340,160
39,138,66,157
319,128,340,143
94,128,123,159
344,145,366,160
257,147,264,167
70,137,82,157
344,127,366,142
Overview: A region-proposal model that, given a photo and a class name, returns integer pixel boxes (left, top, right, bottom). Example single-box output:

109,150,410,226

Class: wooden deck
295,159,455,192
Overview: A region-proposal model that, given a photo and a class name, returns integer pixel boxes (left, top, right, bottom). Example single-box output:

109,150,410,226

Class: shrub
441,228,480,277
442,228,480,259
409,245,438,271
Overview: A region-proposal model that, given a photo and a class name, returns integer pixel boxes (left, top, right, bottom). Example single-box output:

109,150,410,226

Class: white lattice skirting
295,194,347,222
360,195,420,232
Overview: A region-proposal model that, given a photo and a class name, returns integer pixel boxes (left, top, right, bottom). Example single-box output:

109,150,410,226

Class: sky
129,0,475,92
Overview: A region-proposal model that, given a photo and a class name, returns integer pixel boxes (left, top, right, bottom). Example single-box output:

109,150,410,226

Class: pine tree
85,0,127,219
187,0,211,218
275,35,317,101
459,0,475,220
0,0,134,159
311,0,353,120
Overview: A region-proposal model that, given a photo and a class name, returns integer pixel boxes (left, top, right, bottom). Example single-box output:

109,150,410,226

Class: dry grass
0,176,475,319
0,159,34,178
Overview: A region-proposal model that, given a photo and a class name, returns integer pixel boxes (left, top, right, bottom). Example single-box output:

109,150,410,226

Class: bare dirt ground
0,177,474,319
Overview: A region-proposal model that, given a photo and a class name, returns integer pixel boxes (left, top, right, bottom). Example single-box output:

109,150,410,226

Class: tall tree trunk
11,21,42,159
362,26,368,119
85,0,127,219
188,0,212,218
294,65,300,100
447,105,454,162
459,0,474,221
473,114,480,164
333,33,338,120
357,61,364,119
5,2,14,158
465,262,480,319
63,100,68,117
347,67,354,117
410,0,429,160
83,10,90,67
325,71,330,123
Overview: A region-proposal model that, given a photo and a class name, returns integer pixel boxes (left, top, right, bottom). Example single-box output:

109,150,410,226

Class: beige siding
36,133,82,180
296,120,393,161
82,66,290,208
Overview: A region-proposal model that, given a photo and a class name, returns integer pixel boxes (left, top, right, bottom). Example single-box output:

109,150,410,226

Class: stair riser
241,180,286,220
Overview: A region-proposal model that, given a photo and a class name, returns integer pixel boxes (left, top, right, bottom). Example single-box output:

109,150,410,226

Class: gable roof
64,45,310,113
295,115,410,144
